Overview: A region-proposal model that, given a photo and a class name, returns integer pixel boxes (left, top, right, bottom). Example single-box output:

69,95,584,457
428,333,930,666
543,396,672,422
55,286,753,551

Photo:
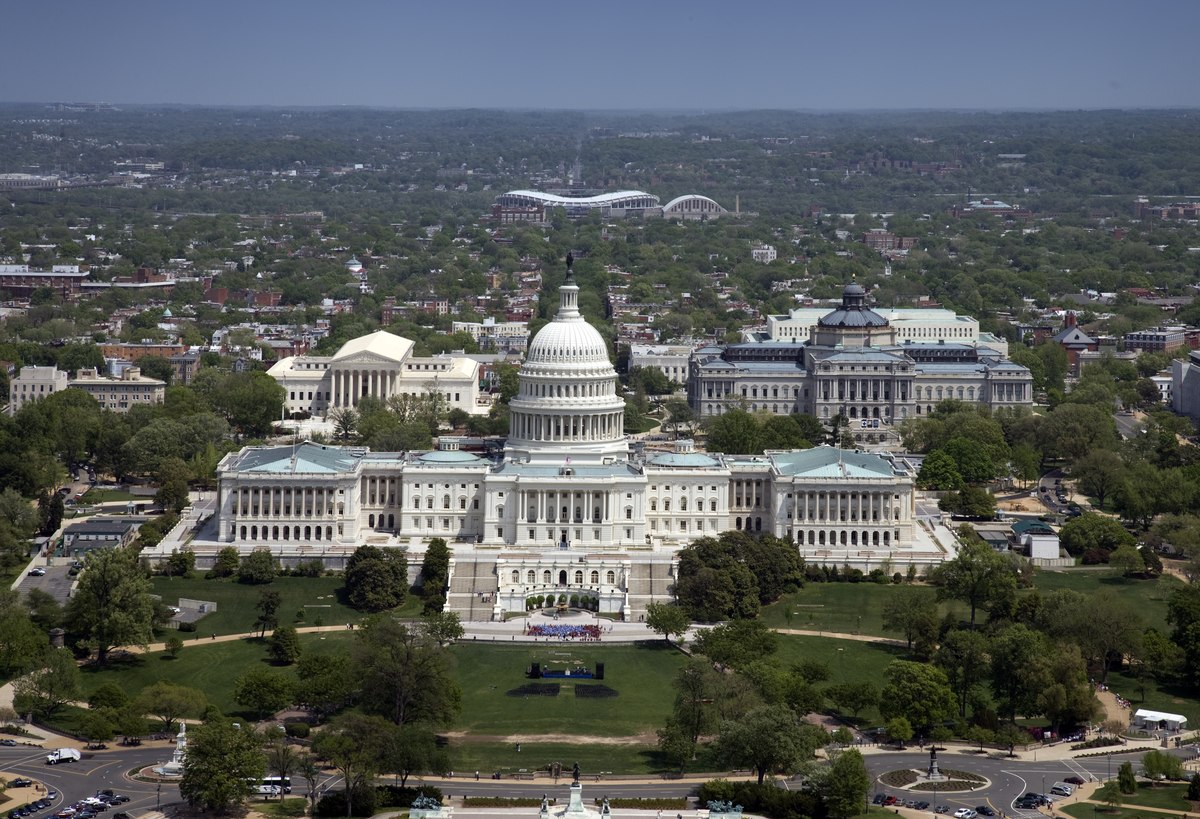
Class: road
1113,411,1146,441
1,742,1183,815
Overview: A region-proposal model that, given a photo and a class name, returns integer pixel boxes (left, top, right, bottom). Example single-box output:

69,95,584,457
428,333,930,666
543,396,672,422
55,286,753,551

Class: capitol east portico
164,262,949,621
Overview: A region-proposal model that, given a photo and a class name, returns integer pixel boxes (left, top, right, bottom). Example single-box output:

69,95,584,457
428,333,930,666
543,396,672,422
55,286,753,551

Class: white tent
1132,708,1187,732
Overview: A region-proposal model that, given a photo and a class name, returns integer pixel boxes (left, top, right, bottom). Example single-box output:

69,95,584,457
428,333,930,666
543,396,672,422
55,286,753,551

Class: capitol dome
818,282,889,328
506,259,628,465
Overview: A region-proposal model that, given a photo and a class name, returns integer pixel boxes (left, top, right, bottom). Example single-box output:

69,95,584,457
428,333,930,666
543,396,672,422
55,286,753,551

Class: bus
250,776,292,795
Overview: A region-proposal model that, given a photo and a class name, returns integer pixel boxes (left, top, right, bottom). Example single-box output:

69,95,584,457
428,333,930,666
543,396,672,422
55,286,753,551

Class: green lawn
77,632,353,718
1115,784,1194,812
759,568,1184,641
1064,802,1193,819
81,488,139,503
449,641,685,737
761,583,969,638
773,633,911,725
1031,569,1181,634
447,740,668,777
149,575,420,637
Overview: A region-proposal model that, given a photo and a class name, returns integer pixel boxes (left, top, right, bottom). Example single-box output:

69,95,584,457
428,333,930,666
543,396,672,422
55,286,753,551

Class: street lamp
156,784,161,810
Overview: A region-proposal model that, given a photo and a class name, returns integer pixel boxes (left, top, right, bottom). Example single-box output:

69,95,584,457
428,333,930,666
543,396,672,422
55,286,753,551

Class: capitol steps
445,557,498,621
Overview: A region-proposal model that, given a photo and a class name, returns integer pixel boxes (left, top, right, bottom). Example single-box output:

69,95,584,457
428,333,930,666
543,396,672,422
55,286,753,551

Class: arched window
663,499,671,511
497,505,504,519
650,499,657,511
511,570,519,583
527,570,536,583
426,497,434,509
606,570,615,584
574,570,583,584
543,570,552,584
369,514,375,527
590,570,599,584
680,498,688,511
442,495,451,509
710,500,717,512
414,496,421,508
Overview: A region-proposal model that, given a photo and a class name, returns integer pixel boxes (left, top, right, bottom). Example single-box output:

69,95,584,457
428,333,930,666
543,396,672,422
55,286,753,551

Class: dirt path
775,628,906,646
440,730,660,746
1094,686,1129,725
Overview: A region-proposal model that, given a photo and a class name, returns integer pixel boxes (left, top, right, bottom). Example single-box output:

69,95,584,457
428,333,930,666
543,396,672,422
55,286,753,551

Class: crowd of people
526,623,603,640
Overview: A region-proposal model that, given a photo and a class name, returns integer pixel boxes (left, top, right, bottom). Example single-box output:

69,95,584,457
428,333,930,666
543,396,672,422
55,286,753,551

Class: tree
12,648,81,719
1075,449,1126,509
825,749,871,818
344,544,409,612
994,723,1030,756
1108,544,1146,577
165,634,184,659
881,586,939,652
664,399,694,439
210,546,240,578
935,629,990,718
180,720,266,813
714,706,827,785
88,681,129,711
0,590,49,675
135,681,207,732
234,667,293,721
328,407,360,441
1142,749,1185,781
1059,513,1135,557
916,450,963,491
254,590,282,637
1186,772,1200,801
885,717,914,747
419,538,449,610
165,548,196,578
938,486,997,520
825,682,877,721
704,409,764,455
268,625,302,665
931,539,1017,627
645,602,690,645
692,619,778,670
1097,780,1124,809
989,624,1048,723
79,708,116,748
878,661,956,736
267,737,299,801
65,546,156,665
1118,761,1138,794
354,615,461,726
420,611,464,647
154,456,192,513
294,651,356,723
381,723,448,787
238,549,278,585
312,713,392,818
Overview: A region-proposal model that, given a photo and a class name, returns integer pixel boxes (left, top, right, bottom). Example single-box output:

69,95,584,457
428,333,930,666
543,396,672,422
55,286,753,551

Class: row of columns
331,368,399,408
822,377,909,402
362,476,401,507
518,489,613,523
790,490,906,523
732,479,765,509
512,410,623,441
992,382,1028,402
232,485,346,518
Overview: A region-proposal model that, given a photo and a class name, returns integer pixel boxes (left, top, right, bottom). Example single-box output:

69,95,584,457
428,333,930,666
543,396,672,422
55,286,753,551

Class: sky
3,0,1199,110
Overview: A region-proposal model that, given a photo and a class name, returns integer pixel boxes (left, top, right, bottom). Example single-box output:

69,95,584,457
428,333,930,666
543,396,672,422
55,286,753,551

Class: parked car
976,807,996,816
954,810,977,819
1064,775,1085,785
0,738,18,745
10,778,33,787
1050,785,1072,797
29,566,46,576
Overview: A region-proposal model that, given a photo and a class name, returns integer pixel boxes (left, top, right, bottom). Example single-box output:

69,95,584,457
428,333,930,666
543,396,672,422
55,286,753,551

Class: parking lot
15,564,76,605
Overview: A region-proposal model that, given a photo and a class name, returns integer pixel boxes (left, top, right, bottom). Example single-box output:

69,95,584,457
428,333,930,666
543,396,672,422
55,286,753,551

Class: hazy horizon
4,0,1199,110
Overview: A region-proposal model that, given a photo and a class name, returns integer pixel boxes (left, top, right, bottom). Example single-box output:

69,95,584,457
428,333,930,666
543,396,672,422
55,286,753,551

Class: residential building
751,243,777,263
7,365,68,415
69,367,166,412
1125,326,1185,354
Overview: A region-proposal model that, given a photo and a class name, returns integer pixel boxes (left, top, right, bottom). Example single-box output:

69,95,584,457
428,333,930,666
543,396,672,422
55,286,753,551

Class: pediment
332,352,402,367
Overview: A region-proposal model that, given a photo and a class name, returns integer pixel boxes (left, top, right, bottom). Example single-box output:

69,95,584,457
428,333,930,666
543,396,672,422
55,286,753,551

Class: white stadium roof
496,190,660,207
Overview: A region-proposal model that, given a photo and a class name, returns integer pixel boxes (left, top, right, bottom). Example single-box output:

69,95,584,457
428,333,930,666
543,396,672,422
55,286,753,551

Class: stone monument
540,779,600,819
154,722,188,777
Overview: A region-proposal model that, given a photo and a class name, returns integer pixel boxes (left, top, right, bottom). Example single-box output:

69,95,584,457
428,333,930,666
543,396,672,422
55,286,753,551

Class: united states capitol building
168,267,950,621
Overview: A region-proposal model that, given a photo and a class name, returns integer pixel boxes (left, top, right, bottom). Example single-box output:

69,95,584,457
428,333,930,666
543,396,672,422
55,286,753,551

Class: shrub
284,721,310,739
697,780,820,819
569,594,580,607
294,559,324,578
375,785,442,808
1081,548,1110,565
316,783,377,817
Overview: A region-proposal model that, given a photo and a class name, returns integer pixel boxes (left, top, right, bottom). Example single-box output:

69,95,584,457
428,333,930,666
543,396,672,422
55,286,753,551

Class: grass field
80,488,138,503
1114,784,1193,812
1031,569,1182,634
77,632,354,717
760,583,968,638
149,575,420,636
760,568,1183,641
450,641,685,738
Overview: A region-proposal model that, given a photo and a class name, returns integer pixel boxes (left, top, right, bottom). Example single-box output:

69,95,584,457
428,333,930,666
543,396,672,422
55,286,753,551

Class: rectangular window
497,527,503,538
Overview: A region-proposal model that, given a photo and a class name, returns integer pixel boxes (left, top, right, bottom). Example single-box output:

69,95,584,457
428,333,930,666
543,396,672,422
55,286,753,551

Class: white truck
46,747,81,764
